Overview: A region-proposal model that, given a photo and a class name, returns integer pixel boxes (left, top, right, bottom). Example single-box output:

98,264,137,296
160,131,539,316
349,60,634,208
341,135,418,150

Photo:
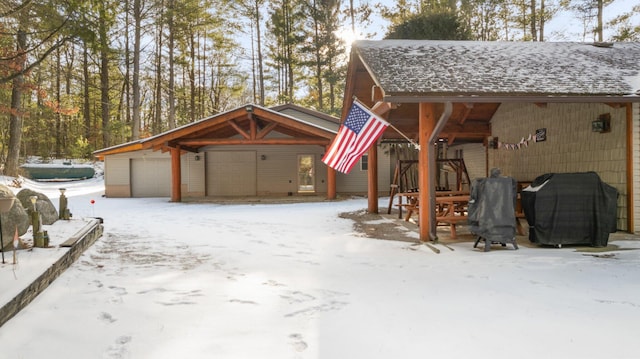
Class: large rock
16,188,59,225
0,185,30,249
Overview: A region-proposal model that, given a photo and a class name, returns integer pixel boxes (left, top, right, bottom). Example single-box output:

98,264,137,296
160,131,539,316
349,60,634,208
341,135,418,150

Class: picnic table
396,191,470,239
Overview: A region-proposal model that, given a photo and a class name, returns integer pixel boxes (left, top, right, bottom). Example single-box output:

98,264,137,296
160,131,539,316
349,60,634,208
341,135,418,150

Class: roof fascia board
354,47,383,91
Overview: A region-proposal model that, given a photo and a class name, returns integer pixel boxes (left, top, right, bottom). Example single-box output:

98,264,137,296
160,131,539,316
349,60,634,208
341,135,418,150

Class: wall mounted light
194,154,201,161
260,154,266,160
245,105,253,113
592,113,611,133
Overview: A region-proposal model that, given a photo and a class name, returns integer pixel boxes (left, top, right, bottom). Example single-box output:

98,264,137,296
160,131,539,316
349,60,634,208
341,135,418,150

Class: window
360,154,368,171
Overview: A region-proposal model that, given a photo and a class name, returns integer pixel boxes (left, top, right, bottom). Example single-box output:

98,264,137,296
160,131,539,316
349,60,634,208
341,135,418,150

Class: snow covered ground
1,176,640,359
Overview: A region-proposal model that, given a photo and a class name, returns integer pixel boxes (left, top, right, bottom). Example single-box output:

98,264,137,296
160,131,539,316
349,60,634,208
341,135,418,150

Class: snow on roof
353,40,640,98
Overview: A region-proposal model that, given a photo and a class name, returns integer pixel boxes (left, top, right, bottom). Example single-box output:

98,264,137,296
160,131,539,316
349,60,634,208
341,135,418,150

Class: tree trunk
83,42,91,143
5,28,27,177
98,4,111,148
132,0,142,139
530,0,537,41
539,0,545,41
597,0,603,42
55,46,62,157
312,1,324,110
168,0,176,129
256,0,265,106
189,30,196,122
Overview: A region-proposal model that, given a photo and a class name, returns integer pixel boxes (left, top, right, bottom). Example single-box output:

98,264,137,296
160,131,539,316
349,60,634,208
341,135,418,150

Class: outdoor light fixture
194,154,200,161
59,188,66,195
261,154,266,160
245,105,253,113
592,113,611,133
30,195,37,210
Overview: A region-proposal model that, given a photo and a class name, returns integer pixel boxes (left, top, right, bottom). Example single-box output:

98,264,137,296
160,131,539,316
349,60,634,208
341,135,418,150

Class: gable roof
344,40,640,144
93,104,338,159
352,40,640,103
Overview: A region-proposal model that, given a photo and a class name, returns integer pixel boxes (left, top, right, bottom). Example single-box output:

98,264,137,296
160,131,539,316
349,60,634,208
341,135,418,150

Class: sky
355,0,639,42
1,174,640,358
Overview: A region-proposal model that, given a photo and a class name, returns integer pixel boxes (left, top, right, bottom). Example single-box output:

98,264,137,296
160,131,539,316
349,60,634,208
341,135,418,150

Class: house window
360,154,368,171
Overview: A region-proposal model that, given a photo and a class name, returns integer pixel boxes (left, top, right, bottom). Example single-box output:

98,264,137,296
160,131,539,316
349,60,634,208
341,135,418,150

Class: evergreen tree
385,12,472,40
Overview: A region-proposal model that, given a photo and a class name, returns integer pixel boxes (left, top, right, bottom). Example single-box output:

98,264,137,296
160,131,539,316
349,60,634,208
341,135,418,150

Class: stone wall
488,102,630,231
632,103,640,233
0,219,103,328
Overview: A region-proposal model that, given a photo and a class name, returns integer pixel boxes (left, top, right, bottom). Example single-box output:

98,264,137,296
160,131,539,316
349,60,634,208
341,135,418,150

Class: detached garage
94,104,392,200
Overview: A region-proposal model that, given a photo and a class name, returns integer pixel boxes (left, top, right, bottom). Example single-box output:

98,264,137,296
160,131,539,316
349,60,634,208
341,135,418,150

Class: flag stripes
322,101,389,174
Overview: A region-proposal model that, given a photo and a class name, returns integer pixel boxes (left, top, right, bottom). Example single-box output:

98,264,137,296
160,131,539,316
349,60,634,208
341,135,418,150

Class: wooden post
366,101,393,214
367,144,379,213
419,103,437,242
326,159,336,200
170,146,182,202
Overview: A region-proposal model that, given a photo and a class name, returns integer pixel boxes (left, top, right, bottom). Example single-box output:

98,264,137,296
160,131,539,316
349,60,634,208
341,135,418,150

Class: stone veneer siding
633,103,640,233
488,102,632,231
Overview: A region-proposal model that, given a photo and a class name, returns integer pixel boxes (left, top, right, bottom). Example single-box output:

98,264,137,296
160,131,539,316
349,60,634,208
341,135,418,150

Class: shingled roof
352,40,640,102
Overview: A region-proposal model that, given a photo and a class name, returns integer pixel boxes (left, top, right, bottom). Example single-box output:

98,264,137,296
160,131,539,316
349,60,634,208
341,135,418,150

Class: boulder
0,185,30,249
16,188,59,225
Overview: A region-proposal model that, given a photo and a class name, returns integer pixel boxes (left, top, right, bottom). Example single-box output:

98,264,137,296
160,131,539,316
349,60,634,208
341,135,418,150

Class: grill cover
522,172,618,247
468,176,517,243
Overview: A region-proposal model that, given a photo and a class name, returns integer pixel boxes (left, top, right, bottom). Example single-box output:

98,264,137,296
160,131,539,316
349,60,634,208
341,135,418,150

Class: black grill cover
468,176,517,242
522,172,618,247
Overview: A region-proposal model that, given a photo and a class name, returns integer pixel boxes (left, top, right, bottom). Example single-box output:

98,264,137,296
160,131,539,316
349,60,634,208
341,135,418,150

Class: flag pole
352,97,420,150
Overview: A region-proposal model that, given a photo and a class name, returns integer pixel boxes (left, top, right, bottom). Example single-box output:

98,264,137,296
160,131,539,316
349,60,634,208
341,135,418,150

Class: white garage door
206,151,256,196
131,158,172,197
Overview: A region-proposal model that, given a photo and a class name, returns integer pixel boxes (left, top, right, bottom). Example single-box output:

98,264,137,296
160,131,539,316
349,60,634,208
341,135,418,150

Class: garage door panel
206,151,256,196
132,159,171,197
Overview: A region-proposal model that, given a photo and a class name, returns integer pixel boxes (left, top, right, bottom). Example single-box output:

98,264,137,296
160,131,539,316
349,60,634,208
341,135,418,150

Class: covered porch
343,40,640,241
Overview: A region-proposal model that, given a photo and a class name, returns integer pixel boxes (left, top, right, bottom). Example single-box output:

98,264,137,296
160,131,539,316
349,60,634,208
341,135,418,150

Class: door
298,154,315,193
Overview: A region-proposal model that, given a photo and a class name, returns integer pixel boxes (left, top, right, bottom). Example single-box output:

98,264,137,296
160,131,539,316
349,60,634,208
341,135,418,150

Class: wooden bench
396,192,420,220
436,215,468,239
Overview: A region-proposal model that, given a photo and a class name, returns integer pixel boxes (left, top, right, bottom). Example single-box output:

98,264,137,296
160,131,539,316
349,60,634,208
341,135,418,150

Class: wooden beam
419,103,436,242
93,143,143,159
249,115,257,139
178,138,331,146
368,144,379,213
457,103,473,125
228,119,250,139
367,101,393,214
170,146,181,202
326,151,336,200
256,122,278,139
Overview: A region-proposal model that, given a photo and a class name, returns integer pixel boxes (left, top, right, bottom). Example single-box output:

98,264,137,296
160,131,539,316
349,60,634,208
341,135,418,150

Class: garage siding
104,157,131,197
202,145,328,196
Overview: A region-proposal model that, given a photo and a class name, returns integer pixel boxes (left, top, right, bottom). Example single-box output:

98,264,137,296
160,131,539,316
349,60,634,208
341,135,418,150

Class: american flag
322,101,389,174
